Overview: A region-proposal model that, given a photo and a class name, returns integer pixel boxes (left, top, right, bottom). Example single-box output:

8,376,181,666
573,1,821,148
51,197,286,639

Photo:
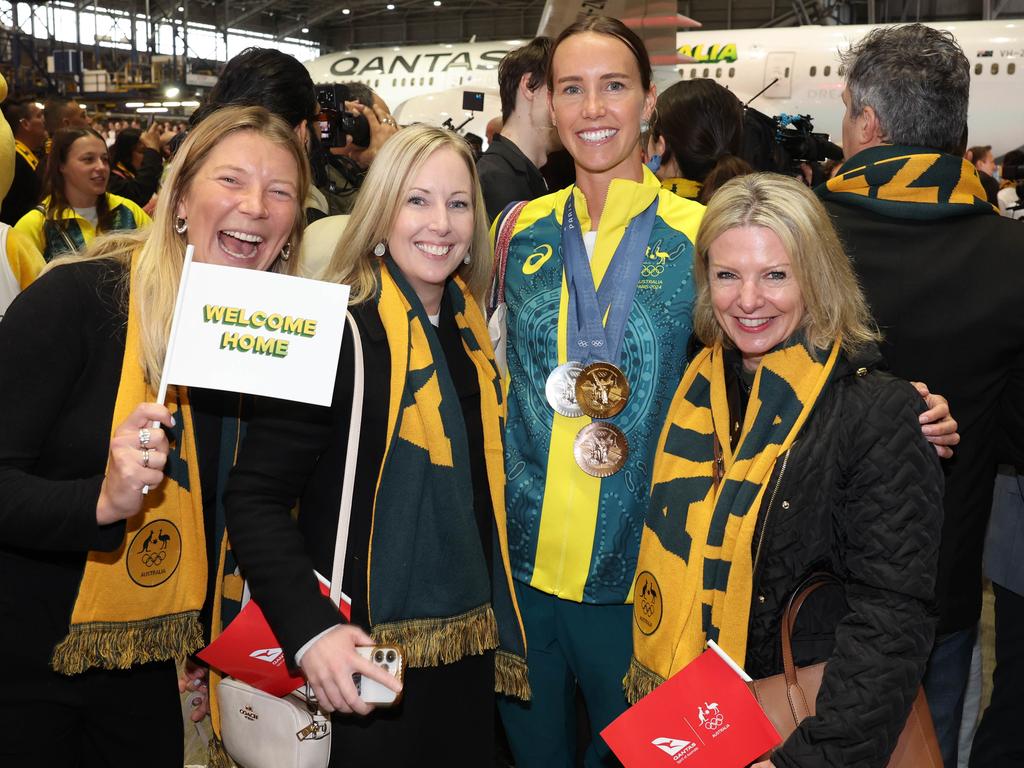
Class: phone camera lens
374,650,384,663
386,650,396,663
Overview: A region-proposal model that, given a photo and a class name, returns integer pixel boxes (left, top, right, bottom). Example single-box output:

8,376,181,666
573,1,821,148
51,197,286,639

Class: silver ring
139,428,151,446
142,448,151,468
381,117,396,126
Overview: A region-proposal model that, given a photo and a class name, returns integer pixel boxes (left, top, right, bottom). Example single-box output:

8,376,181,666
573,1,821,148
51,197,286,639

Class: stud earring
463,251,471,265
640,118,651,133
174,217,188,234
280,243,292,261
373,241,387,257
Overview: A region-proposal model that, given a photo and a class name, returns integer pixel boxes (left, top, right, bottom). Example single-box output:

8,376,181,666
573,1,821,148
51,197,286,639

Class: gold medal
545,361,584,417
573,422,628,477
575,362,630,419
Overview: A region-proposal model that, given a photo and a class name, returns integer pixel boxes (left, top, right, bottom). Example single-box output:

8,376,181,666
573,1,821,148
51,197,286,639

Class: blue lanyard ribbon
561,192,658,366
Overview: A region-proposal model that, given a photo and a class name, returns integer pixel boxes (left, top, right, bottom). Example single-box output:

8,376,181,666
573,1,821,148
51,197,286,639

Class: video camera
742,107,843,175
315,84,371,149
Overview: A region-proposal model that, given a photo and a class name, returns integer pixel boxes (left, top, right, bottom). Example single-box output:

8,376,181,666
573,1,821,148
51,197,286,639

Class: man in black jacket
0,98,46,226
818,24,1024,767
477,37,559,221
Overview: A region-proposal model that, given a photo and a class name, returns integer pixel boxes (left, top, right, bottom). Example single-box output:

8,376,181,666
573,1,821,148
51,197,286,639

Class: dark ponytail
699,154,753,204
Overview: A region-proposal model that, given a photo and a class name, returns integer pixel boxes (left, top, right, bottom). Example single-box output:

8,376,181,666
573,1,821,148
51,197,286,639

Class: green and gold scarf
818,144,998,219
625,335,839,702
369,262,529,699
661,177,703,201
52,251,206,674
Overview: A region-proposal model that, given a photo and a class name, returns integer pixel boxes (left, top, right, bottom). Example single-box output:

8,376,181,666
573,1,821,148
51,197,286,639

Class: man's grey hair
841,24,969,155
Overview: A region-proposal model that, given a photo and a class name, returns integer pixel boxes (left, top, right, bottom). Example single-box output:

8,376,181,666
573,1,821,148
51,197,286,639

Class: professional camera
315,83,371,149
742,107,843,175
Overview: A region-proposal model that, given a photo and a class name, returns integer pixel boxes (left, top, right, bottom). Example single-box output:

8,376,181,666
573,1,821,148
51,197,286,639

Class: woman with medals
630,174,944,767
493,16,706,767
223,125,529,766
0,106,307,766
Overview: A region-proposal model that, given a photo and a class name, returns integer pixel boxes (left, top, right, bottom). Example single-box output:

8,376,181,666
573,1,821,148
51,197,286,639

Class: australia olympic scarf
818,144,998,219
52,251,206,674
369,262,529,699
625,335,839,702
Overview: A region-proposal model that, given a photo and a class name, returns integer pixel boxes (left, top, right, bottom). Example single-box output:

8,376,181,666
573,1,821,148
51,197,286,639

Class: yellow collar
14,140,39,170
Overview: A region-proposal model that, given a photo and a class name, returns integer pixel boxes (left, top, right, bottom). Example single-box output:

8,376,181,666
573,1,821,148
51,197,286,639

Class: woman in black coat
627,173,945,767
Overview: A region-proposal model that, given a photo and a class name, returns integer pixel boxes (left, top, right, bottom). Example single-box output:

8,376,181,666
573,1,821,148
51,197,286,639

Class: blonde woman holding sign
0,105,306,766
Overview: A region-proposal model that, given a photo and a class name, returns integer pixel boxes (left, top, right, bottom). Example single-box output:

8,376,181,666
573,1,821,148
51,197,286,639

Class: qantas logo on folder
249,647,285,665
651,737,691,756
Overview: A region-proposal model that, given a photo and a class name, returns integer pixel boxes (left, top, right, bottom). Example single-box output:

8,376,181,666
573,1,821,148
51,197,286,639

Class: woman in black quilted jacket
627,172,945,767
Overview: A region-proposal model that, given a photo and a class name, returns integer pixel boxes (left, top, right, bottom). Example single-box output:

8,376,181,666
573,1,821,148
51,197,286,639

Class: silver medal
545,361,585,417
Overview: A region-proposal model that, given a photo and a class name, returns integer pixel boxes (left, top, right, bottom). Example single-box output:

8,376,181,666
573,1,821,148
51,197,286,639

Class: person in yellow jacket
14,126,149,261
0,73,44,318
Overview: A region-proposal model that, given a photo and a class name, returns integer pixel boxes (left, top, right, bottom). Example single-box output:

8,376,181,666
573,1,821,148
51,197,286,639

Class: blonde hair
693,173,879,353
321,124,492,305
43,106,310,386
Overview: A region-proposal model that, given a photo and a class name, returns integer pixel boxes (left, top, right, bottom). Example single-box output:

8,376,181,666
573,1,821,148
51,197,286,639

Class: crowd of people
0,15,1021,768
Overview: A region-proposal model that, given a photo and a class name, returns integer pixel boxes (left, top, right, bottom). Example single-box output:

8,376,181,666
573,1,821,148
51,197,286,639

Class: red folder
601,650,782,767
198,576,351,697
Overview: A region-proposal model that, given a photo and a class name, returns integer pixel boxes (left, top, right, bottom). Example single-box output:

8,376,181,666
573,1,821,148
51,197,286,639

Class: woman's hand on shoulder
911,381,960,459
96,403,174,525
299,624,403,716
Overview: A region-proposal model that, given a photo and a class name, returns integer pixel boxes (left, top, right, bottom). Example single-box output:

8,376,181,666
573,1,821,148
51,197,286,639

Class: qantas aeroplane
304,17,1024,155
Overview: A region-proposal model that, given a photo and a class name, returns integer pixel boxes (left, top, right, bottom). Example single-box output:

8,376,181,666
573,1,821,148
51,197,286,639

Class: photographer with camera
315,82,399,216
997,149,1023,220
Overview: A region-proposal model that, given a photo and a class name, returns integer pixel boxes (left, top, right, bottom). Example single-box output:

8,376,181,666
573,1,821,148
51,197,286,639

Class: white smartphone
354,645,404,706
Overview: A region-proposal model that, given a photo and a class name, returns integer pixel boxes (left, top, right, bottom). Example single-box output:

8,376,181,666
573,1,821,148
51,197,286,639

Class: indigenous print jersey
499,168,704,604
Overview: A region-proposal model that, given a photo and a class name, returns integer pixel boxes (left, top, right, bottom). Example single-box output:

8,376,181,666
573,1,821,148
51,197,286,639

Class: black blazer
825,199,1024,633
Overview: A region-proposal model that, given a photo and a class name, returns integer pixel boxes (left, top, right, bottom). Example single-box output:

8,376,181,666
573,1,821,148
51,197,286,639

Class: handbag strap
330,312,364,606
487,199,528,318
780,572,841,691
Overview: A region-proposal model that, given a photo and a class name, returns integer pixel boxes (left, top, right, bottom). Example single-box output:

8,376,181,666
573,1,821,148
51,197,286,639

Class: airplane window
975,63,982,75
784,67,790,77
716,67,722,78
810,66,817,77
824,65,831,76
702,67,709,77
690,68,697,78
460,77,464,85
392,78,397,86
838,65,846,76
728,67,735,77
430,77,435,85
991,63,999,75
1009,63,1016,75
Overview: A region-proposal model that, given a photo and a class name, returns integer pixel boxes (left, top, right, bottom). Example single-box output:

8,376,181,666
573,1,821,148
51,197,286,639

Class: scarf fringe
495,649,531,701
623,655,665,705
372,603,498,668
51,611,203,674
207,734,236,768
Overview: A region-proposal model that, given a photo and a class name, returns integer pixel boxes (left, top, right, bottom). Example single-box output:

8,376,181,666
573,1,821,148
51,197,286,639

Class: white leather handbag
218,312,365,768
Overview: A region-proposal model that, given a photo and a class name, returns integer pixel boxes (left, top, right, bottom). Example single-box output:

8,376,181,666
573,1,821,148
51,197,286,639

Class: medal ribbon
561,193,658,366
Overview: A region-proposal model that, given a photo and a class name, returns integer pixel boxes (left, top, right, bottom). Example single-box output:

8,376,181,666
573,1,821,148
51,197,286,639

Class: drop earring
373,241,387,257
174,217,188,234
280,243,292,261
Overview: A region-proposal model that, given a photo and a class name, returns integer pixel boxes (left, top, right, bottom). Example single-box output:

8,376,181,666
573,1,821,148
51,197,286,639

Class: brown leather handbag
747,575,943,767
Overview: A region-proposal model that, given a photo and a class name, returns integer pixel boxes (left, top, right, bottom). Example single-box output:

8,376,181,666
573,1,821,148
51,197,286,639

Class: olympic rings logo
140,551,167,568
703,714,724,730
640,264,665,277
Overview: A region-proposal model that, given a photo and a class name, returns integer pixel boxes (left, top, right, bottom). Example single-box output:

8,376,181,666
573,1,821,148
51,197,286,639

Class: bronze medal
545,361,585,417
575,362,630,419
573,421,628,477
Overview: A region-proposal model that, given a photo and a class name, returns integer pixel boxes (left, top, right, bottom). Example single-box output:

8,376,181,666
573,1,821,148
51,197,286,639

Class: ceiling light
342,8,350,14
386,3,395,9
433,0,441,5
177,5,184,10
124,101,144,108
301,26,309,32
165,86,180,98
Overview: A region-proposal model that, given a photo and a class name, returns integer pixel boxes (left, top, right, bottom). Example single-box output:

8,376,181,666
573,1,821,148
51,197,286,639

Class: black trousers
0,659,183,768
970,584,1024,768
328,650,495,767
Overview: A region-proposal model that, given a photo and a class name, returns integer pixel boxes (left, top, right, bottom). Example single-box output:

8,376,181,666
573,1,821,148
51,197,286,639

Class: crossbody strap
487,199,528,318
330,312,364,606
